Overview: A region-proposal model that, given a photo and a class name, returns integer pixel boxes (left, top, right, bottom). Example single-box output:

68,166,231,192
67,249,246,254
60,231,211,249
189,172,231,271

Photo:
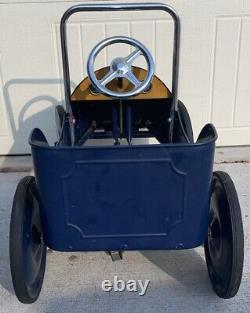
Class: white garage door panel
211,17,242,128
0,1,250,155
234,18,250,127
211,16,250,131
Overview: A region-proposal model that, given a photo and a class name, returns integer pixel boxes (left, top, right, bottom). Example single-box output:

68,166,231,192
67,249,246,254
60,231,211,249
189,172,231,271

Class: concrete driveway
0,163,249,313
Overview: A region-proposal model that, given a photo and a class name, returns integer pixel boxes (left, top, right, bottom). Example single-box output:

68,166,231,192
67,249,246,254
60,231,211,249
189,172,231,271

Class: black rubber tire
9,176,46,304
55,105,66,139
178,101,194,142
174,101,194,143
204,171,244,299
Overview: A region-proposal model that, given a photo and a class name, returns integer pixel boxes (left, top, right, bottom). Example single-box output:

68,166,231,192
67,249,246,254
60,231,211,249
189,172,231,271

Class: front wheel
9,176,46,304
55,105,66,140
204,171,244,298
172,101,194,143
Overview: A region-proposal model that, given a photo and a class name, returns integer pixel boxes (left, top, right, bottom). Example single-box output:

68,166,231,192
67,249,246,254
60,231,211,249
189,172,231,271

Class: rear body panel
30,129,216,251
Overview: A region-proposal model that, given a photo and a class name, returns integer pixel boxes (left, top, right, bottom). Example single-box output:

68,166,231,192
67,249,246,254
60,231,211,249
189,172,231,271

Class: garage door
0,0,250,154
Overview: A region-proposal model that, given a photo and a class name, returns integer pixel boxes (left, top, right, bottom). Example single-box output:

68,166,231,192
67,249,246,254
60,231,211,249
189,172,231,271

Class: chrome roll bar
60,2,181,144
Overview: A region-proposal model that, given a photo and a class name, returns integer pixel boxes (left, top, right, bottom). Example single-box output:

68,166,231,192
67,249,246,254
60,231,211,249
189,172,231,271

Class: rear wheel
204,171,244,298
10,176,46,303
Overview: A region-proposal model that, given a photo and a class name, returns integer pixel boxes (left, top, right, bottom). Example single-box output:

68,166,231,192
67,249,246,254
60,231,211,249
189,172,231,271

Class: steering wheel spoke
125,49,142,64
125,71,141,87
100,70,117,86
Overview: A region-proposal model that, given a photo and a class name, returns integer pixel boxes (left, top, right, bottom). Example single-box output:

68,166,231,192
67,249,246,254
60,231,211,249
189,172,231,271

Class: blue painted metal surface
30,125,217,252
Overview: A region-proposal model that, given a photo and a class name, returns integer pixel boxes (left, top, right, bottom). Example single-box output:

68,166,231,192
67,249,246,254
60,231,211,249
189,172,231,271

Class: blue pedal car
9,2,244,304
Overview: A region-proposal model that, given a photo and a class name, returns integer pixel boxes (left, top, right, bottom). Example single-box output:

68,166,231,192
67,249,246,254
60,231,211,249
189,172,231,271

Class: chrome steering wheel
87,36,155,98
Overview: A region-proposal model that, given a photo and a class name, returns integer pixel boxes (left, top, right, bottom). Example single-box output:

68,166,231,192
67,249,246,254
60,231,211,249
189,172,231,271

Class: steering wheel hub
111,57,131,76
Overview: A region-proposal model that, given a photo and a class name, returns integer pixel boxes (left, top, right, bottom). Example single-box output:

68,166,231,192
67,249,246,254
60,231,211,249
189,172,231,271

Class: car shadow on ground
0,78,66,294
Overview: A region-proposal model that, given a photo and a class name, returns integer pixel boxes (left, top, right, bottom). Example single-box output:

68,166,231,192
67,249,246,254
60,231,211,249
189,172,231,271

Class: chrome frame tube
60,2,181,144
60,2,180,109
